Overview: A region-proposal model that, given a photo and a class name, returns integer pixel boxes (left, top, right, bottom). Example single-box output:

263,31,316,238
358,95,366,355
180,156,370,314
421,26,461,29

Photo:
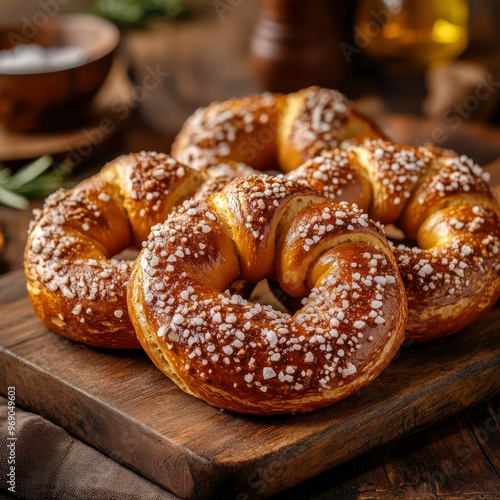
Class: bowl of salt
0,14,119,132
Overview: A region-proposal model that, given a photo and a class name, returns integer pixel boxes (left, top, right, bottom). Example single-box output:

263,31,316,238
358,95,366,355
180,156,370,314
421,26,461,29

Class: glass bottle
355,0,469,73
249,0,348,92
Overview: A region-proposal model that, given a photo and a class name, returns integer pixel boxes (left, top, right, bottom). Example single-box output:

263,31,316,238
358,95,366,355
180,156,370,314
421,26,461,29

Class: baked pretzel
24,152,254,349
290,139,500,341
127,175,407,414
171,86,384,173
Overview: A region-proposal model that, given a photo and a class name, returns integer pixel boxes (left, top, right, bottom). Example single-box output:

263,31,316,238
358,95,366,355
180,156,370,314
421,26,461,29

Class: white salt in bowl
0,14,120,132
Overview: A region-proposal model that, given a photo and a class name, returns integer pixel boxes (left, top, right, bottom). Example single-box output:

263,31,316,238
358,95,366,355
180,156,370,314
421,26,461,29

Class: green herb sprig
92,0,185,27
0,156,73,210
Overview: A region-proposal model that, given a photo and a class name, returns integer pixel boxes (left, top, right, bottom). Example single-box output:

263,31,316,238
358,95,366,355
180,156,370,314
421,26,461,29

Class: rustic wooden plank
0,269,499,499
377,410,500,497
0,296,48,348
0,269,28,303
464,398,500,476
270,446,392,499
273,398,500,499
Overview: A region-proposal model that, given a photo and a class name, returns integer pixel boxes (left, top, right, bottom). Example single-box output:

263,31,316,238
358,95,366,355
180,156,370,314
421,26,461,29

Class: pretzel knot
171,86,384,173
128,175,407,414
24,152,252,349
290,139,500,341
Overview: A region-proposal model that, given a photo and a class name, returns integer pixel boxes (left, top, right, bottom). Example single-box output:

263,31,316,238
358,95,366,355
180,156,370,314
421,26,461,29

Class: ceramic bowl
0,14,120,132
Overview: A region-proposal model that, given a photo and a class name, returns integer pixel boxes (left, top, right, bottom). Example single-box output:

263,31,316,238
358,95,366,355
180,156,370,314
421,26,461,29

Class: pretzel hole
384,224,405,241
249,279,294,314
113,247,139,261
222,279,293,314
382,223,420,250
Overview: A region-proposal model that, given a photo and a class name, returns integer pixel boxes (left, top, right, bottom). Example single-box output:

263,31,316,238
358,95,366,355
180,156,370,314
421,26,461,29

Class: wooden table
0,1,499,498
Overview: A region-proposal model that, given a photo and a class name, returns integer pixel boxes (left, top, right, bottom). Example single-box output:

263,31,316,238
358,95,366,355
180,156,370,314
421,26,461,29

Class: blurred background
1,0,499,156
0,0,500,270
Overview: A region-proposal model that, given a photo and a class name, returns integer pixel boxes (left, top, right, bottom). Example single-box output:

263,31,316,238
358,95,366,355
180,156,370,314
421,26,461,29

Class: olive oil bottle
355,0,469,72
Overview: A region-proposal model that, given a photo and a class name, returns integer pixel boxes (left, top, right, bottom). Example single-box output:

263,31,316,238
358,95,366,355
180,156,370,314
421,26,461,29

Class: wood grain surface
0,270,498,499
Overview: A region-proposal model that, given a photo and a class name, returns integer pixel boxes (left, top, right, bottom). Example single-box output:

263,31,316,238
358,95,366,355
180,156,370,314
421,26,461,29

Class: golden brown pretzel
290,139,500,341
171,86,384,173
127,175,407,414
24,152,254,349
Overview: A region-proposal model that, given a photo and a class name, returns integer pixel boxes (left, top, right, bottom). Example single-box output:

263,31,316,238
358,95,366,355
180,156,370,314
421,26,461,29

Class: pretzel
127,175,407,414
24,152,254,349
171,86,384,174
289,139,500,341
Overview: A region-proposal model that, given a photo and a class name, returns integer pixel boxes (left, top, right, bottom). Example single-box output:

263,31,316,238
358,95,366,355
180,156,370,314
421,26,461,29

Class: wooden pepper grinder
249,0,348,93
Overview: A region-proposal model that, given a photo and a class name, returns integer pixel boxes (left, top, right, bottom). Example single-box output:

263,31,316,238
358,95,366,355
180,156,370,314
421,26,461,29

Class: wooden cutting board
0,269,499,499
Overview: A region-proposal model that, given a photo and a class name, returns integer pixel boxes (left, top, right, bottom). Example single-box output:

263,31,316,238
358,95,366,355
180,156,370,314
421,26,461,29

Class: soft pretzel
127,175,407,414
290,139,500,341
171,86,384,174
24,152,254,349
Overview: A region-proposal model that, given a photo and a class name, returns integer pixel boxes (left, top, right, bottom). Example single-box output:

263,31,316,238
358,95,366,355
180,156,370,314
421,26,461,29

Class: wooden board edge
225,358,500,498
1,268,499,498
1,341,499,499
0,348,220,499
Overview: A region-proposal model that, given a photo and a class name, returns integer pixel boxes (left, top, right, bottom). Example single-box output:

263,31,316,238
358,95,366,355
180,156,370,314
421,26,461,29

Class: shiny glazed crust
171,86,384,173
289,139,500,341
128,175,408,414
23,152,254,349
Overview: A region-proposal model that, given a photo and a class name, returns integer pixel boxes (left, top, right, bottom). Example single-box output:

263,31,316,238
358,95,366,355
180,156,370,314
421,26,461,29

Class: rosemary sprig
0,185,29,210
0,156,74,210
